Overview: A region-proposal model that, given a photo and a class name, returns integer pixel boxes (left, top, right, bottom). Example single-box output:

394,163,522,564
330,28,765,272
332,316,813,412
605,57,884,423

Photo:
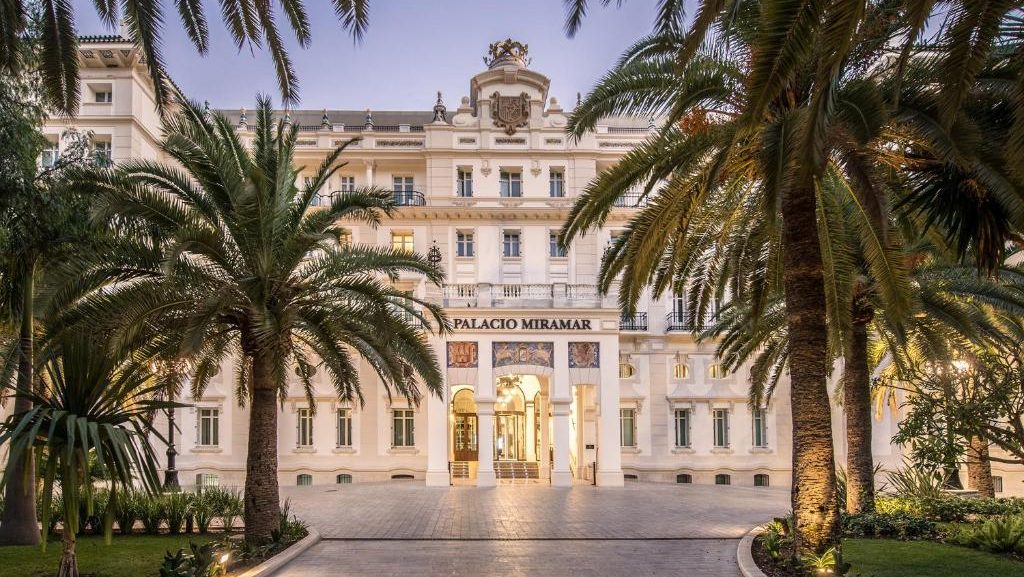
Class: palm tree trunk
966,435,995,498
844,316,875,514
0,265,40,546
243,353,280,544
781,178,840,556
56,526,78,577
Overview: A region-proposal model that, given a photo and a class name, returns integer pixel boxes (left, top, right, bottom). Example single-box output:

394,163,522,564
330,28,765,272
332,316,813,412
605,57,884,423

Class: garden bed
0,534,215,577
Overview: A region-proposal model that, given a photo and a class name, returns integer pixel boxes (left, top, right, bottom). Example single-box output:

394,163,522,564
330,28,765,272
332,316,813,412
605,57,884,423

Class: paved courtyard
274,482,788,576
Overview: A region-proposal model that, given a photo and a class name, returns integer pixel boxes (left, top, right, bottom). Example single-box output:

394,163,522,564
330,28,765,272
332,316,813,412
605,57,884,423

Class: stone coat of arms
491,91,530,135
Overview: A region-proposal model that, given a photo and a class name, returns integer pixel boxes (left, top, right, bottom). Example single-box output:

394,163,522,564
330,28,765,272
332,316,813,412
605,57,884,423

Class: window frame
619,407,636,448
41,142,60,168
673,408,691,448
391,232,415,252
392,408,415,447
502,231,521,258
456,169,473,197
712,408,730,448
499,170,522,197
336,408,353,448
752,407,769,448
197,407,220,447
296,407,314,448
94,90,113,103
549,231,567,258
549,168,565,198
456,231,475,258
339,175,356,192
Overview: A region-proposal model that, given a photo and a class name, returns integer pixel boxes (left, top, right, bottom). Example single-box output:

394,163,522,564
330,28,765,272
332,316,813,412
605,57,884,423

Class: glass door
494,413,525,461
453,414,478,461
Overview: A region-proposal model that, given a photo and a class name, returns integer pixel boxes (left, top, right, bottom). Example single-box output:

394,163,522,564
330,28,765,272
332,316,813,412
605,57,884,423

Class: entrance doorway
494,378,526,461
452,389,478,461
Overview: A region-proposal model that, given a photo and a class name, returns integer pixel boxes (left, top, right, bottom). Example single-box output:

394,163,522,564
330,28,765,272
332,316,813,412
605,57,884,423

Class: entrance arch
494,379,526,461
452,389,478,462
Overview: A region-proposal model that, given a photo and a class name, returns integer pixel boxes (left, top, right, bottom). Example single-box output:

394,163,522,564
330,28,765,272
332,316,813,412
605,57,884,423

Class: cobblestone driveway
275,482,788,576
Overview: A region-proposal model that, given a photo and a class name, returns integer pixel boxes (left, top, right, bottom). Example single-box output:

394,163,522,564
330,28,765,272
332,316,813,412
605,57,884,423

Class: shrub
844,512,937,539
951,516,1024,554
205,487,242,533
884,465,946,499
115,490,141,535
140,493,165,535
164,492,193,535
159,540,228,577
192,492,216,534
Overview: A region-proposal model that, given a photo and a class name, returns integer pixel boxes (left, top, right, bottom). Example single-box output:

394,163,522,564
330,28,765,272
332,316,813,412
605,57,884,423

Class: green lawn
0,535,216,577
845,538,1024,577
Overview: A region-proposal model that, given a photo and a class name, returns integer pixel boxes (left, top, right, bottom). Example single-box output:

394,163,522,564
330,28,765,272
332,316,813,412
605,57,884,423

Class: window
754,474,770,487
339,175,355,192
297,408,314,447
339,228,353,249
708,364,727,379
715,473,732,485
457,169,473,197
392,232,414,252
392,409,415,447
676,473,692,484
549,232,567,258
336,473,353,484
994,476,1004,493
93,141,112,167
95,90,112,103
549,169,565,197
336,408,352,447
499,170,522,197
41,142,59,168
674,409,691,448
297,474,313,486
672,363,689,379
619,363,636,379
195,473,219,488
392,474,415,480
197,408,219,447
393,176,415,204
752,408,768,448
502,231,520,258
456,231,475,257
619,408,636,447
713,409,730,448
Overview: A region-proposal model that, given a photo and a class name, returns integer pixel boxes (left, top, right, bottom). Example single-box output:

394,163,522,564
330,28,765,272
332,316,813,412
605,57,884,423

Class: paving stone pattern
276,483,788,576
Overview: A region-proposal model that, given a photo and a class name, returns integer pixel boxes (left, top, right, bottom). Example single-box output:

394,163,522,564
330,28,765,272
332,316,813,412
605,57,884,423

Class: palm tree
0,331,173,577
69,95,449,543
0,0,371,116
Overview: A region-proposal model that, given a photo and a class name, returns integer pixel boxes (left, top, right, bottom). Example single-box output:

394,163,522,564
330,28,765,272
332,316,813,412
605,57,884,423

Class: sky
72,0,660,111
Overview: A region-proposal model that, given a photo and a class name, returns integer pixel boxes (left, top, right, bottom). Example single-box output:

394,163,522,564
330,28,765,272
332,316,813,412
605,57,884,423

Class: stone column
525,400,536,462
476,403,496,487
365,161,375,188
539,393,551,479
551,400,573,487
597,336,624,486
425,376,450,487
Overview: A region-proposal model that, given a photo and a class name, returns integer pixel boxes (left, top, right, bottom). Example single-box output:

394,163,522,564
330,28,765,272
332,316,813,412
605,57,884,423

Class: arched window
297,474,313,486
672,363,689,379
676,473,692,484
754,474,770,487
452,388,477,414
708,364,727,379
715,473,731,485
336,473,353,484
619,363,636,379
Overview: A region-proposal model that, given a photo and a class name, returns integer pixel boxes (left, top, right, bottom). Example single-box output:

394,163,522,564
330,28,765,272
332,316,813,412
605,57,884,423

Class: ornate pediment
490,91,530,135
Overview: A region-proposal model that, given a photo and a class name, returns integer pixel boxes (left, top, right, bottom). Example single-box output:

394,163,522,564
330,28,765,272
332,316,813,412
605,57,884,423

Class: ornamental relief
447,341,478,368
490,91,530,135
493,342,554,368
568,342,600,368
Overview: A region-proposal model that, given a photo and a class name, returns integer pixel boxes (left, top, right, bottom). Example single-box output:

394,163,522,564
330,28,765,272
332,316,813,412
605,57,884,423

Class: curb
737,525,767,577
233,528,321,577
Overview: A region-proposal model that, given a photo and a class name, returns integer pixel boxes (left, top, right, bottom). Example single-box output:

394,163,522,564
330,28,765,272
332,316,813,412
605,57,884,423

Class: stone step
451,462,471,479
494,461,539,479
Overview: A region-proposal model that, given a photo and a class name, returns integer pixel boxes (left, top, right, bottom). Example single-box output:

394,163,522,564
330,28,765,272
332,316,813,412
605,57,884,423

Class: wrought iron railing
619,312,648,331
613,189,650,208
391,190,426,206
665,311,709,332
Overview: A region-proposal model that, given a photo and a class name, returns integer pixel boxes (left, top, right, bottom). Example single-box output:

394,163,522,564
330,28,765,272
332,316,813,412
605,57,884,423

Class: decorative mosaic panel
492,342,554,368
568,342,600,368
446,341,478,368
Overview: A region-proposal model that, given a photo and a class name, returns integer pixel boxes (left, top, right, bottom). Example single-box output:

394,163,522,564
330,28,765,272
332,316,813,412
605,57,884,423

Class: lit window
195,473,219,488
674,409,691,448
619,363,635,379
715,473,731,485
93,141,112,167
549,169,565,197
619,408,636,447
549,232,567,258
456,231,475,257
752,408,768,448
994,476,1004,493
672,363,689,379
392,232,414,252
41,142,59,168
297,408,314,447
708,364,727,379
336,473,353,484
499,171,522,197
95,90,112,103
676,473,692,484
392,409,415,447
339,175,355,192
339,228,353,249
713,409,730,448
197,408,219,447
502,231,520,258
337,408,352,447
754,474,770,487
457,169,473,197
297,474,312,486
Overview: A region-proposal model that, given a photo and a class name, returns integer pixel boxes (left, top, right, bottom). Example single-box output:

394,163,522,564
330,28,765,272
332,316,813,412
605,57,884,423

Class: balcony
613,189,651,208
441,283,604,309
665,312,709,332
619,313,648,331
392,190,426,206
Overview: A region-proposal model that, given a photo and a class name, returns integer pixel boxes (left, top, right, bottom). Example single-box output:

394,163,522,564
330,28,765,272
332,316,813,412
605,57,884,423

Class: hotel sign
453,318,593,331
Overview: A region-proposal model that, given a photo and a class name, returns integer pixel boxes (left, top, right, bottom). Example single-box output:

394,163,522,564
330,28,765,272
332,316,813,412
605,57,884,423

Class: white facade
40,37,1024,496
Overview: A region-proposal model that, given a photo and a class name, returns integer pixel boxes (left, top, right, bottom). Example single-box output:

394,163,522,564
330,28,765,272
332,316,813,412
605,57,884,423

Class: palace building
41,37,1023,495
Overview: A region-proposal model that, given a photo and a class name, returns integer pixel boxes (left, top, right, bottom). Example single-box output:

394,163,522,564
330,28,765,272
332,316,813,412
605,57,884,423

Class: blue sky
73,1,659,110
